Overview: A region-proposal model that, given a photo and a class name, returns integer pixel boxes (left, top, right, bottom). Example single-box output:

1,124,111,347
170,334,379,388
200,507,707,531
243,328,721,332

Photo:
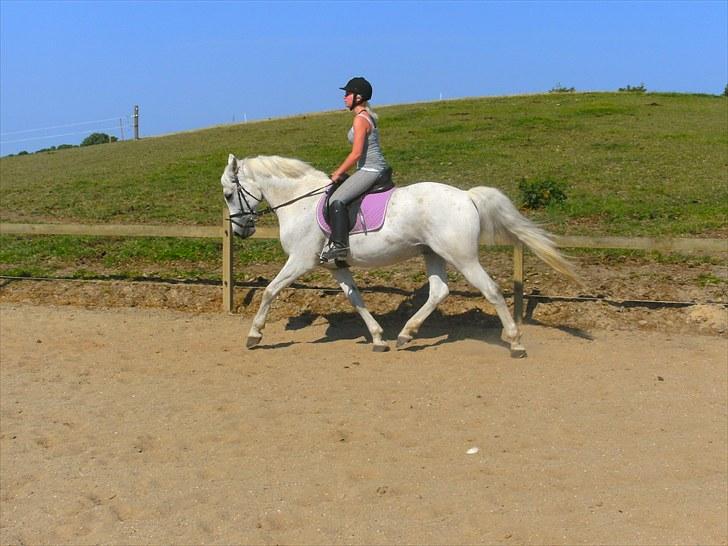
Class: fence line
1,216,725,319
4,221,724,252
1,222,220,239
554,235,726,254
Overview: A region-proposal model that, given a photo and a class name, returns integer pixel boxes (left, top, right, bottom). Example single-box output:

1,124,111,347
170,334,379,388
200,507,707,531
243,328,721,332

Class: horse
220,154,579,357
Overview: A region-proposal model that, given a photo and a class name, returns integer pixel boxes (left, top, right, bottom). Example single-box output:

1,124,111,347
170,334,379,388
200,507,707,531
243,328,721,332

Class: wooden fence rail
2,211,726,321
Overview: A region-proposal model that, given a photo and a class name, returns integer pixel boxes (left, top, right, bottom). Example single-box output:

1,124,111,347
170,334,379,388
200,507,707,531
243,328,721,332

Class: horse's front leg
246,255,313,348
331,268,389,352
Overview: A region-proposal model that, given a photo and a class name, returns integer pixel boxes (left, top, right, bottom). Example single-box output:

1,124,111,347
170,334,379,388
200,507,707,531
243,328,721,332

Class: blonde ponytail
361,101,379,123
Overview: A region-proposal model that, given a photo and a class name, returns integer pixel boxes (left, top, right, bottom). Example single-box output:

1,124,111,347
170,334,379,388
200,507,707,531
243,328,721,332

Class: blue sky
1,0,726,156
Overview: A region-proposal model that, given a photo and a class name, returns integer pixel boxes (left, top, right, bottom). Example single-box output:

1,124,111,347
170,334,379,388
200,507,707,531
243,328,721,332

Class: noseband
228,175,263,231
227,172,333,231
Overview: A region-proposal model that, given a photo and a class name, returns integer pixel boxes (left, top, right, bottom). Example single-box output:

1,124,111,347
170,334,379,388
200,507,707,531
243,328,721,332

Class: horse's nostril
233,226,255,239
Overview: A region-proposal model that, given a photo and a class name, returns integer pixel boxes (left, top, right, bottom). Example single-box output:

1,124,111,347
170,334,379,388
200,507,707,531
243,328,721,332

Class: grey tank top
347,112,389,173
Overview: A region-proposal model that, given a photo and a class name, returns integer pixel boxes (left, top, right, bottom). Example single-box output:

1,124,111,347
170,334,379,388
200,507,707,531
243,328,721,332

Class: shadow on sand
251,283,594,351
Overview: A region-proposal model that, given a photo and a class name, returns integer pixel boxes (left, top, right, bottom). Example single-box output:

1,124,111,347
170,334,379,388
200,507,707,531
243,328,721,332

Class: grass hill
2,91,726,234
1,92,726,279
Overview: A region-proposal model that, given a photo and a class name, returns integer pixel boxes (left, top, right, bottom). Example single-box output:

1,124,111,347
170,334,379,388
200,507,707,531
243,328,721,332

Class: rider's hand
331,171,350,184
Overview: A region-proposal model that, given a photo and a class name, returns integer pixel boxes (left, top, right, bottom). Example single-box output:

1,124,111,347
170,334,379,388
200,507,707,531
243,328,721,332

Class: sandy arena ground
0,300,726,545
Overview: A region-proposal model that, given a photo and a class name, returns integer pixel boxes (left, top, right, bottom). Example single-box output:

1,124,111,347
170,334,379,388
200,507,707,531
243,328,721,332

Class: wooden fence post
222,207,234,313
513,242,524,324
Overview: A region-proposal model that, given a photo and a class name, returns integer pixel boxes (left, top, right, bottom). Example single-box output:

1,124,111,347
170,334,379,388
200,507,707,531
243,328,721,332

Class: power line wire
1,124,129,145
0,117,127,137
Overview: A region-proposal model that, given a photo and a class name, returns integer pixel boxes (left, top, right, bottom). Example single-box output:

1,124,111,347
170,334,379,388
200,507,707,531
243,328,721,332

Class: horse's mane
244,155,324,181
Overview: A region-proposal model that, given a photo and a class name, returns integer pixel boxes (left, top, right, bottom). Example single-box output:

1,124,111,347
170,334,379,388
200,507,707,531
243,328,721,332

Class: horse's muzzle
233,225,256,239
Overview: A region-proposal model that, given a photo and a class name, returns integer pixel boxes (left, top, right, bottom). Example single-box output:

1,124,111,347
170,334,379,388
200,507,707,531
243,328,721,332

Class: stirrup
319,244,349,263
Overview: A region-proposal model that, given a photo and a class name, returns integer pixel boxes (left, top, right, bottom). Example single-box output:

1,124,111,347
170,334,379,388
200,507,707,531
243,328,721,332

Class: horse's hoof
396,335,413,349
510,346,527,359
372,343,390,353
246,335,262,349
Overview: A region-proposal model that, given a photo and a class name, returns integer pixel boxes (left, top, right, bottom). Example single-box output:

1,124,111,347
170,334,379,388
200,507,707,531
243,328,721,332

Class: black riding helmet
340,77,373,102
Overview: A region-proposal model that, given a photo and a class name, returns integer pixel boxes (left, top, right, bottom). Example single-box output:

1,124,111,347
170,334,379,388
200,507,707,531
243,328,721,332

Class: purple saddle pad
316,188,396,237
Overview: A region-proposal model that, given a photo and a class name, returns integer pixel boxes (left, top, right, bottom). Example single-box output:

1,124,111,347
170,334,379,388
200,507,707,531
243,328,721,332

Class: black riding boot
319,200,350,263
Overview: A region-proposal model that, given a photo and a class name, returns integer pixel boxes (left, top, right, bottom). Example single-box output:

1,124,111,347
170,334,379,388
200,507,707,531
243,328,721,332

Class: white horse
221,154,579,356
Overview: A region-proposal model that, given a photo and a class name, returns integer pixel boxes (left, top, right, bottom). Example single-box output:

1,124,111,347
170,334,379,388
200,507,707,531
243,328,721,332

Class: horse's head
220,154,262,238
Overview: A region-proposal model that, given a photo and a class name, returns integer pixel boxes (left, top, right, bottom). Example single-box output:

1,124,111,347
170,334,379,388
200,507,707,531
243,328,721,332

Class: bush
618,83,647,93
723,84,728,97
27,144,76,155
549,83,575,93
81,132,118,146
518,178,568,209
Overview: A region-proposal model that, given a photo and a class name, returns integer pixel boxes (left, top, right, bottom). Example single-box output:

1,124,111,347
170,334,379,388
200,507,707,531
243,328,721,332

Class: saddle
317,168,395,235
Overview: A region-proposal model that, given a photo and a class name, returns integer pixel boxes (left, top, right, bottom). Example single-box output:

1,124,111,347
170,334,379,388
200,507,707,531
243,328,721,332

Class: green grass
0,234,287,280
1,92,726,280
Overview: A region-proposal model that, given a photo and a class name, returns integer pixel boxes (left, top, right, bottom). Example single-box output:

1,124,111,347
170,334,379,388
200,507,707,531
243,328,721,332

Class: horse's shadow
278,283,592,350
286,307,508,351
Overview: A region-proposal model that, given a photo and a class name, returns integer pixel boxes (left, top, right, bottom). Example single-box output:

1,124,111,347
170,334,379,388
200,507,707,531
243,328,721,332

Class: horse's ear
227,154,237,168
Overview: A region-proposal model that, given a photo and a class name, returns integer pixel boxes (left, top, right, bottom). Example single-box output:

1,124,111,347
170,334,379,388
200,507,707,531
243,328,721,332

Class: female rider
320,77,391,263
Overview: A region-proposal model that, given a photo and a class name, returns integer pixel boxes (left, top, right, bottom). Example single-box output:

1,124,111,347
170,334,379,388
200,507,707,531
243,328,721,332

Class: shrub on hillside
549,83,575,93
518,178,568,209
36,144,77,154
81,132,118,146
618,83,647,93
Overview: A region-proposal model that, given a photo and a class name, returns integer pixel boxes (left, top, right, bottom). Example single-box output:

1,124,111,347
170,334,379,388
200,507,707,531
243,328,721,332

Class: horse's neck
258,175,325,220
258,176,315,205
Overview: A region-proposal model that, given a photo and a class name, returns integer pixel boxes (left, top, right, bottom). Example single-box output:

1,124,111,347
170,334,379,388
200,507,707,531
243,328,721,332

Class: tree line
8,132,118,157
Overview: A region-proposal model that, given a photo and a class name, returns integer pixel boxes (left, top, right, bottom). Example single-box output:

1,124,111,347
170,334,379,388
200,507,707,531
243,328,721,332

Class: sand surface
1,303,726,545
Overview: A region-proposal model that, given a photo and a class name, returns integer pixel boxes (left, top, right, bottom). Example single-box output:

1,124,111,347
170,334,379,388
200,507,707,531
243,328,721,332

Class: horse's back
389,182,480,227
361,182,481,251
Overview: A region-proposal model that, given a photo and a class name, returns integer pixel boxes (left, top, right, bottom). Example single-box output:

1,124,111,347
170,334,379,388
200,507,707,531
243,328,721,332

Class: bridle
228,174,262,231
227,170,333,231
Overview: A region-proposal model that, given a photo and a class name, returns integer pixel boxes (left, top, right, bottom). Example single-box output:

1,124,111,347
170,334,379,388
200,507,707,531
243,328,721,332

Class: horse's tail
467,186,581,283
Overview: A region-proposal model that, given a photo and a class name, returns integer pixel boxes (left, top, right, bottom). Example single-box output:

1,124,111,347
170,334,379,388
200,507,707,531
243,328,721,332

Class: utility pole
119,118,125,141
133,105,139,140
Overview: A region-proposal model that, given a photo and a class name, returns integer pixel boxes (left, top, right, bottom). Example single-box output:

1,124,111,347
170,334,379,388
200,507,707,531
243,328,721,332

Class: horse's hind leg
457,261,526,358
396,252,449,348
332,268,389,352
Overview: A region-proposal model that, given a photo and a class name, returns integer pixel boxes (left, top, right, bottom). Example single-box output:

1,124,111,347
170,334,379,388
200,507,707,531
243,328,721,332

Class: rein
229,175,333,230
